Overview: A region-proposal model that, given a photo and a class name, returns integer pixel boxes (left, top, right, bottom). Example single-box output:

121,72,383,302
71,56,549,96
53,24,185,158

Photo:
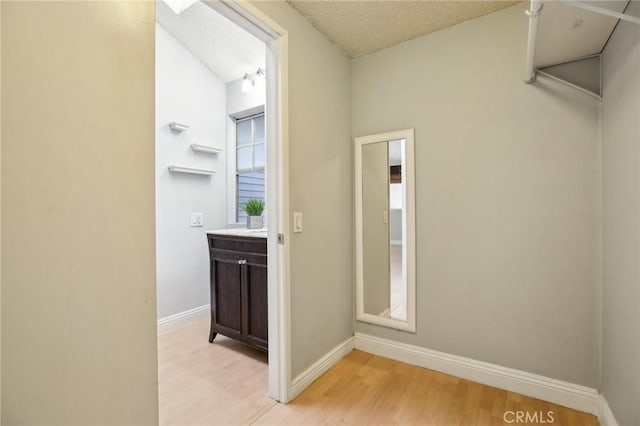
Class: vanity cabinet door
245,259,268,351
210,251,244,341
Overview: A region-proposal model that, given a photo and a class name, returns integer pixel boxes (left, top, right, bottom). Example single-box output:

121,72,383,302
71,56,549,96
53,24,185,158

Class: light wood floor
159,320,599,426
158,319,274,425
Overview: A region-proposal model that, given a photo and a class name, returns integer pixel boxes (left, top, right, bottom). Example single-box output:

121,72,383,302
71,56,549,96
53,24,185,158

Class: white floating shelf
191,144,223,154
168,165,215,176
169,122,189,132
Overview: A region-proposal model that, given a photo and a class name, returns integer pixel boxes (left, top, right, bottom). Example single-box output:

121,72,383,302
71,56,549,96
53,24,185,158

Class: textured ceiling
287,1,520,58
156,1,265,83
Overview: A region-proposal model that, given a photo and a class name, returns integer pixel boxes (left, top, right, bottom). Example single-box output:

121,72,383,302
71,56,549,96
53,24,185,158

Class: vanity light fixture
242,73,255,93
241,68,266,93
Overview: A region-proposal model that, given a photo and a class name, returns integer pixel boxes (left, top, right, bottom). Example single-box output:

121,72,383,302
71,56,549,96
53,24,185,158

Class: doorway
155,0,290,410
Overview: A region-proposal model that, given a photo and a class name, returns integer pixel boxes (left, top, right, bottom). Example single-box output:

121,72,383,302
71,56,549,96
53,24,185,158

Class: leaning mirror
355,128,416,332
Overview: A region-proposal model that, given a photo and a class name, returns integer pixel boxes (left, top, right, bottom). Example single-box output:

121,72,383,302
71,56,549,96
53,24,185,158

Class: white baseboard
597,394,619,426
157,304,210,335
290,336,354,400
354,332,599,415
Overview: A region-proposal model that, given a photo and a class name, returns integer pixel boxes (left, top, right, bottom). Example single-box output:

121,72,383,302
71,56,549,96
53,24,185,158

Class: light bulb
242,74,255,93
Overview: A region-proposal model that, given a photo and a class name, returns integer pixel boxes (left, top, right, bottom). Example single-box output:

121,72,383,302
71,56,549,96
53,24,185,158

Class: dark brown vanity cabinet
207,234,268,352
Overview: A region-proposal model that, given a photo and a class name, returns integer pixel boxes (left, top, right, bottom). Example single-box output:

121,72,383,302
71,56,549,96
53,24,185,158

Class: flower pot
247,215,263,229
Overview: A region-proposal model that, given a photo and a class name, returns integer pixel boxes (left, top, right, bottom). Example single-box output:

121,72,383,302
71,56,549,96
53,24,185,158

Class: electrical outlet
190,212,203,227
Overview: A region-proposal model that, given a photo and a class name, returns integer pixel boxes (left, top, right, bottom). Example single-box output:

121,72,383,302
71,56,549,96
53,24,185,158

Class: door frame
202,0,291,403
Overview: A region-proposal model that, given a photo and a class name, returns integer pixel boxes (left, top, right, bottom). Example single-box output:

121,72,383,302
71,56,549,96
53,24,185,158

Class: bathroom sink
205,228,267,238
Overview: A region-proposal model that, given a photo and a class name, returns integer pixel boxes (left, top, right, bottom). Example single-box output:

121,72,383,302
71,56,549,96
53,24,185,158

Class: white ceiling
156,1,265,83
287,1,519,58
535,1,628,68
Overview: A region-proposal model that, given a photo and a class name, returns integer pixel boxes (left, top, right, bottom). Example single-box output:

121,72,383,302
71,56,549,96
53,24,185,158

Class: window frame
226,106,266,225
235,112,266,173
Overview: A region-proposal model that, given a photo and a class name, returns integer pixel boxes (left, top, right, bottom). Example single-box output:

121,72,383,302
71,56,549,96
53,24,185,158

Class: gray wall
601,2,640,424
252,1,354,378
2,2,158,424
352,4,600,387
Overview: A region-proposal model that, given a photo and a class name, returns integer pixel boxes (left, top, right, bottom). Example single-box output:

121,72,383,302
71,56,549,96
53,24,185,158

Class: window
236,113,265,222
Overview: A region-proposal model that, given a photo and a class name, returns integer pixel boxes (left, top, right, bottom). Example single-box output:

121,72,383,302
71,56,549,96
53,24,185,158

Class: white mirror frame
355,128,416,333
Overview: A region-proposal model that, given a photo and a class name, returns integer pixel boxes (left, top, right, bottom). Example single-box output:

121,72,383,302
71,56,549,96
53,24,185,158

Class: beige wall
0,1,3,417
601,2,640,424
352,4,600,387
1,2,158,424
251,1,353,378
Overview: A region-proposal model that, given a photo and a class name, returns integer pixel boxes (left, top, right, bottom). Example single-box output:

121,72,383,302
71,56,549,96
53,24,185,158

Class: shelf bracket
169,122,189,132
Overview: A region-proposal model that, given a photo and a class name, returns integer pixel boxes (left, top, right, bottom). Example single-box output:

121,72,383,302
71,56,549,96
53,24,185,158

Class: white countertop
205,228,268,239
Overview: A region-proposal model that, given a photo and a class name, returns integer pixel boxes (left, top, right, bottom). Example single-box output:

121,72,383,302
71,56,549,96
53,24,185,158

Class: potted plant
243,199,265,229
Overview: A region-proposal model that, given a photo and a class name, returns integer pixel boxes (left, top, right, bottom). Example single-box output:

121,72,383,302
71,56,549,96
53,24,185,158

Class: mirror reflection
362,139,406,321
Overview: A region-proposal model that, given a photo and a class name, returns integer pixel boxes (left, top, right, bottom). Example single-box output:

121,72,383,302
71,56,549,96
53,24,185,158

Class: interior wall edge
599,1,640,423
0,0,3,419
289,336,354,400
597,394,621,426
250,0,354,380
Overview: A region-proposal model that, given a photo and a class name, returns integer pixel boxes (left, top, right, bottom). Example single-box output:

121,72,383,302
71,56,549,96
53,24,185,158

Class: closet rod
524,0,544,84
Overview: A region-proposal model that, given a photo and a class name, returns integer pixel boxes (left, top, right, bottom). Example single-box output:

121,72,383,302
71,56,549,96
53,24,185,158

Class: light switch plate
190,212,203,227
293,212,303,233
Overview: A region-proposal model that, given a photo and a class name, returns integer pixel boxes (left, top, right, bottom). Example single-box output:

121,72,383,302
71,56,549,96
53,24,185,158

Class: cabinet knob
238,259,247,265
